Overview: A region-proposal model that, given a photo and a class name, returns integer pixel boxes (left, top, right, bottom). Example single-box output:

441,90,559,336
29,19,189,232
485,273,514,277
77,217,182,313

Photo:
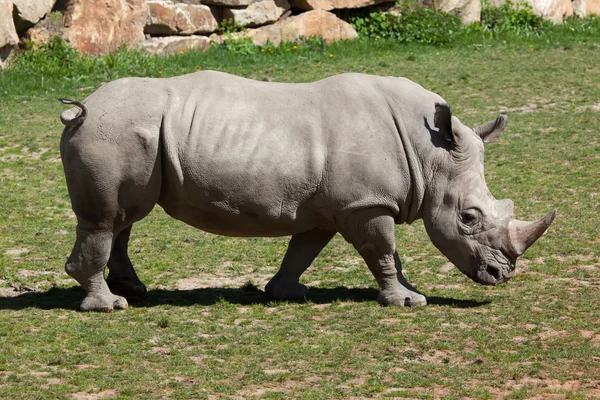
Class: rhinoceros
58,71,556,312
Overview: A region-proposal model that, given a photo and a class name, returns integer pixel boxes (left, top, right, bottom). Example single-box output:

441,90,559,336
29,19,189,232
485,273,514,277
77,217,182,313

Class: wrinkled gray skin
59,71,556,312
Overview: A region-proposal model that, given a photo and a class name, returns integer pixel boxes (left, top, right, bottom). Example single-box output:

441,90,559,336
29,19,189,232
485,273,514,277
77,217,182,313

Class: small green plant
257,36,327,56
9,36,161,80
350,4,462,45
477,0,548,36
549,14,600,40
213,19,259,55
12,36,80,75
218,18,246,35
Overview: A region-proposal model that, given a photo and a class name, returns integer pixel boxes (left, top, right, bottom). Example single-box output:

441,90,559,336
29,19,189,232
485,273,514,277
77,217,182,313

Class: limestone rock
223,0,290,27
201,0,253,7
489,0,573,22
525,0,573,22
146,1,218,35
572,0,600,17
22,13,64,45
11,0,55,32
208,32,224,45
0,0,18,66
431,0,481,23
141,35,211,55
62,0,147,55
244,10,357,46
294,0,393,11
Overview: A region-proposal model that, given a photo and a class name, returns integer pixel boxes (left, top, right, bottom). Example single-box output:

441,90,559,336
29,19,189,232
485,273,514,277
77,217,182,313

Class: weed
478,0,548,36
350,5,462,45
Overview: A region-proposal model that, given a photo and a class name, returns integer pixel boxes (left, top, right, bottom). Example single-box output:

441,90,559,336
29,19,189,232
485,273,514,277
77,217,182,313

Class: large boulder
572,0,600,17
430,0,481,23
142,35,211,55
489,0,573,22
294,0,392,10
146,1,218,35
222,0,290,27
526,0,573,22
62,0,148,55
244,10,357,46
201,0,253,6
21,12,64,45
0,0,18,66
11,0,55,32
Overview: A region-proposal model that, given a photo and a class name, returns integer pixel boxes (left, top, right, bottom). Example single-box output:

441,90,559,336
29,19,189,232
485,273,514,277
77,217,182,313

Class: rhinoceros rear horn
508,209,557,256
473,112,507,144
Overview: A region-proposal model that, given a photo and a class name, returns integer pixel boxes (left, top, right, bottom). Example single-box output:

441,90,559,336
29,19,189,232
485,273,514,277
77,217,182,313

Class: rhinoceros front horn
508,209,557,256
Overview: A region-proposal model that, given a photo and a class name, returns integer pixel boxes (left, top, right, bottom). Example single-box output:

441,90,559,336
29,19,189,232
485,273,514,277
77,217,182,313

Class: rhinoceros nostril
486,265,501,281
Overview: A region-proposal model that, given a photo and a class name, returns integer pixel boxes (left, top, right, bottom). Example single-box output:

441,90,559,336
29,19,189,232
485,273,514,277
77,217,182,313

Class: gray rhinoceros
58,71,556,312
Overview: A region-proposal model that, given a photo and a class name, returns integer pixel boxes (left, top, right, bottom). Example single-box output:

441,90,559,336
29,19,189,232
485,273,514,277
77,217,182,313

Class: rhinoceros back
156,71,330,236
61,71,446,238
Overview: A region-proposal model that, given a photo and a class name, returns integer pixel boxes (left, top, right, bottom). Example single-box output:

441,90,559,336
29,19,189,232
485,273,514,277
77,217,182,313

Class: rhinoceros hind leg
65,227,129,312
266,229,336,300
106,225,147,297
339,208,427,307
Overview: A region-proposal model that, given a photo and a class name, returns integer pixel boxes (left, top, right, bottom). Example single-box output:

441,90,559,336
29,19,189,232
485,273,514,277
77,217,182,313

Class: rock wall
0,0,598,63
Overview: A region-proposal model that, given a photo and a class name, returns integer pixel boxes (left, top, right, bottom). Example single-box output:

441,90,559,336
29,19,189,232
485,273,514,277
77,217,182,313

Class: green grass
1,36,599,399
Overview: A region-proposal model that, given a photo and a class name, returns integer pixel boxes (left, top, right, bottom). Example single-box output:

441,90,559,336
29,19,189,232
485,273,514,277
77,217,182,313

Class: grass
1,36,599,398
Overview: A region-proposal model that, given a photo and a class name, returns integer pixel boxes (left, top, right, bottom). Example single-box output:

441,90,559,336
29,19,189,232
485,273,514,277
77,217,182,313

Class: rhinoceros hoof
377,291,427,307
265,276,308,300
79,293,129,312
106,276,147,297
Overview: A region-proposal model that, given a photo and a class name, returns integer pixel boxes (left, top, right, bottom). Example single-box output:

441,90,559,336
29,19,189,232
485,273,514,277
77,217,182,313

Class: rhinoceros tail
58,98,88,127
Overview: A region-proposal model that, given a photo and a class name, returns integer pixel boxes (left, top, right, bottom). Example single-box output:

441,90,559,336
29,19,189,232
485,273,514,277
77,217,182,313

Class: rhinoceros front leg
106,225,147,297
65,226,128,312
393,252,425,300
339,208,427,307
266,229,336,300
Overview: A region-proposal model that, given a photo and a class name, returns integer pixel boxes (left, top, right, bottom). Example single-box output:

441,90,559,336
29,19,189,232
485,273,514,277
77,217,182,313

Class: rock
22,12,64,45
146,1,218,35
141,35,211,55
62,0,148,55
430,0,481,23
201,0,253,7
0,0,18,66
223,0,290,27
383,4,403,16
11,0,55,32
572,0,600,17
294,0,392,10
489,0,573,22
527,0,573,22
208,32,224,45
244,10,357,46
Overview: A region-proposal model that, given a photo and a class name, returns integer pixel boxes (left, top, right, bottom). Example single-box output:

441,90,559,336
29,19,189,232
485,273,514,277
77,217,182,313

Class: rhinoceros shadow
0,285,489,311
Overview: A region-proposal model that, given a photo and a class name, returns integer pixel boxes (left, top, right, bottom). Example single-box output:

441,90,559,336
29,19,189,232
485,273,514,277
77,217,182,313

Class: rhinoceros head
423,104,556,285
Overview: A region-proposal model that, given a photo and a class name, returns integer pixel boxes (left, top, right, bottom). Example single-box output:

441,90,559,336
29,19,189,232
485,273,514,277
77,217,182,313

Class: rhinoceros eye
461,210,479,226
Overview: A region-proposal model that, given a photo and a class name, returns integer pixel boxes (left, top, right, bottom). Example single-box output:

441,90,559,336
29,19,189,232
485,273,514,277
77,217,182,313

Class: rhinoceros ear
434,103,453,143
473,112,507,144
